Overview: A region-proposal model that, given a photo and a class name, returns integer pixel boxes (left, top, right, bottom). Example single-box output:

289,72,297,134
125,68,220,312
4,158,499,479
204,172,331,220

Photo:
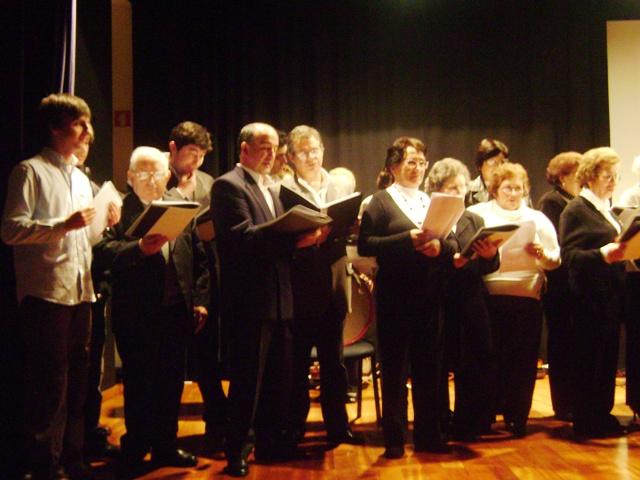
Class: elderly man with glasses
94,146,210,475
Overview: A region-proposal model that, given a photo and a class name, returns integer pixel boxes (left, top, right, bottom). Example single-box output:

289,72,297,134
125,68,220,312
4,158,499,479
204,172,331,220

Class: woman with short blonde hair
559,146,627,438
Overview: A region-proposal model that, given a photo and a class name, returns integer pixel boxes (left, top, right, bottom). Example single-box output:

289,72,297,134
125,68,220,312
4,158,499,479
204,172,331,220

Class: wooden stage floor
94,376,640,479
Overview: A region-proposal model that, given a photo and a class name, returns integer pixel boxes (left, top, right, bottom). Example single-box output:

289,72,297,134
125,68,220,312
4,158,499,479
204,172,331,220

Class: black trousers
225,319,292,460
571,289,621,429
289,313,349,438
487,295,542,427
187,317,228,428
113,302,190,458
625,273,640,414
444,287,494,435
377,300,444,448
19,296,91,475
542,279,575,417
84,296,107,438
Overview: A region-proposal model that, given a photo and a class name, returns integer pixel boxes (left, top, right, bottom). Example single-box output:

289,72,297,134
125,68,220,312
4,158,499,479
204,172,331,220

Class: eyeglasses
293,148,323,161
404,159,428,169
499,185,524,194
484,157,505,167
133,171,166,182
597,172,620,183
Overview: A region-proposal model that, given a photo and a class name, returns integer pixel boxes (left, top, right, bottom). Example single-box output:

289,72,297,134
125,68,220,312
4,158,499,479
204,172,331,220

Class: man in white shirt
2,93,97,480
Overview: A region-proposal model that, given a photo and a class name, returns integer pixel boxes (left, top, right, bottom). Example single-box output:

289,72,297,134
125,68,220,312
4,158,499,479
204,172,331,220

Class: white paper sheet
498,220,537,272
422,193,465,237
89,181,123,242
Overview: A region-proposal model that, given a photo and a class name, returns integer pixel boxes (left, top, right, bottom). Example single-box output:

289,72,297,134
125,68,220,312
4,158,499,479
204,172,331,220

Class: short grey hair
129,146,169,171
426,157,470,193
287,125,324,154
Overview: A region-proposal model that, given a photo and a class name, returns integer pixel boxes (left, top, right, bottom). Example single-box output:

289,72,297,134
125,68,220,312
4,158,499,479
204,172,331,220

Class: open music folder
279,185,362,237
125,200,200,240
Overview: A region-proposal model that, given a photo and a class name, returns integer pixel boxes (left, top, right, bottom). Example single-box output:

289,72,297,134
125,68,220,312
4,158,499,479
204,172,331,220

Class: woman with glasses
426,158,500,441
559,147,627,438
468,163,560,437
358,137,454,458
466,138,509,206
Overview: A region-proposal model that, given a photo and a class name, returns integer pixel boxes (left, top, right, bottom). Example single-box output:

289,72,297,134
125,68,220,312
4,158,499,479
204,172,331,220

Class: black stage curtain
131,0,639,199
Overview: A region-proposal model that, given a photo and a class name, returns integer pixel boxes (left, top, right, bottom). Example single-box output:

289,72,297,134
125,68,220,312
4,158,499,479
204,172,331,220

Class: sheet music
498,220,537,272
89,181,122,242
422,193,465,237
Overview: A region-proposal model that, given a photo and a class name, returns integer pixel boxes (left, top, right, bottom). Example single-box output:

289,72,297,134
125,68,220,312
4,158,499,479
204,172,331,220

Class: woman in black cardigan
559,147,627,438
426,158,500,441
358,137,453,458
537,152,582,421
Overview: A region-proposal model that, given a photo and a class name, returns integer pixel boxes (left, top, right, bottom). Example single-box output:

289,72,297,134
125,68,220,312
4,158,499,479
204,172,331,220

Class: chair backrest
342,267,375,346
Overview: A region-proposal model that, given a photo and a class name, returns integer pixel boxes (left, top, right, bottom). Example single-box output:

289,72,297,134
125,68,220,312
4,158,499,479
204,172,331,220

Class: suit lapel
236,166,274,221
580,197,619,232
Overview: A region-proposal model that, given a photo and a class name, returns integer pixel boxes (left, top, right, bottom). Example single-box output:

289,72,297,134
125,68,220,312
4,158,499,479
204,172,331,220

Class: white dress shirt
239,163,276,217
1,148,95,304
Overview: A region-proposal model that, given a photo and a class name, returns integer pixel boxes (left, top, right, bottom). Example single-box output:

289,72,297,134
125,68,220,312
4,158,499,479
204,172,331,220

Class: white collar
580,187,620,233
296,168,330,205
239,163,270,188
489,199,528,222
386,183,430,228
580,187,609,212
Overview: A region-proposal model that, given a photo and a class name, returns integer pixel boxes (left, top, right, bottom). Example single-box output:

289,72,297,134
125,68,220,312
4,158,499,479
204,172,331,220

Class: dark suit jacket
559,195,625,299
280,174,349,319
537,186,573,232
168,169,215,210
211,165,297,325
538,186,573,295
168,169,219,314
94,191,209,331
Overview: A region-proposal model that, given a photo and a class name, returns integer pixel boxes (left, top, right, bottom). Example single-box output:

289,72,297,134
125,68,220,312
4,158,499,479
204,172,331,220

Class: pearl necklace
392,183,428,227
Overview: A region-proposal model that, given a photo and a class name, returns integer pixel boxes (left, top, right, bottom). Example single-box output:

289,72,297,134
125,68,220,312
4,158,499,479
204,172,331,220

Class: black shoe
451,430,477,442
151,448,197,468
554,411,573,422
223,458,249,477
23,467,71,480
253,446,292,463
117,453,147,478
382,446,405,459
327,429,365,445
84,439,120,459
414,441,452,454
64,462,94,480
505,422,527,438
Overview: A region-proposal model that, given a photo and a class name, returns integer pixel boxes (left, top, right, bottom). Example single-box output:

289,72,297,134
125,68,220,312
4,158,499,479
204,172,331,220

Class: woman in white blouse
468,163,560,437
358,137,453,458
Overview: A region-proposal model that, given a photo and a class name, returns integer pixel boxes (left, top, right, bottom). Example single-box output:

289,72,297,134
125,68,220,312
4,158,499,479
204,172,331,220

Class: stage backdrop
129,0,639,201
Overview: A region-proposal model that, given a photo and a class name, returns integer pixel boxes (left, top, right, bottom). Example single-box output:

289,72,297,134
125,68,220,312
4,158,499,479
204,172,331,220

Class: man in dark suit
211,123,325,477
167,121,227,446
95,146,209,473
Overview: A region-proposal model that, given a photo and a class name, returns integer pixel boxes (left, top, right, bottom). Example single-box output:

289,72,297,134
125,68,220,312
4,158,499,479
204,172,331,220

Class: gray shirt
2,148,95,305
